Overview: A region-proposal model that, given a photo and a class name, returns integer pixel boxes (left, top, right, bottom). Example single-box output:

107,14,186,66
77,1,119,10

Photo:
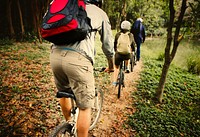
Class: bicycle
130,50,137,72
49,68,104,137
116,60,125,99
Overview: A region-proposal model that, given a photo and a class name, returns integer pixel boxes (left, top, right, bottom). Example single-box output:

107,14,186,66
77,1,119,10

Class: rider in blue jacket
131,18,145,61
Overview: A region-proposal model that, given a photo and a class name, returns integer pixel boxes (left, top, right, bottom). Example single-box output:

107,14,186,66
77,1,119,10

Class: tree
17,0,25,40
156,0,187,103
6,0,15,38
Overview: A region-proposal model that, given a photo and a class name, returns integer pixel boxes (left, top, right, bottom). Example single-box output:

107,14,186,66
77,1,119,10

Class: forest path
89,61,143,137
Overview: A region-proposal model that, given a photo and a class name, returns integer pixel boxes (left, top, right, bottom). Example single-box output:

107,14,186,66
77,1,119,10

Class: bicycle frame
117,61,125,98
56,91,78,135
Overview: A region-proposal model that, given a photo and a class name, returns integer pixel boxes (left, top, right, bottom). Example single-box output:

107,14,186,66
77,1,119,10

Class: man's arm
98,13,115,72
142,25,146,42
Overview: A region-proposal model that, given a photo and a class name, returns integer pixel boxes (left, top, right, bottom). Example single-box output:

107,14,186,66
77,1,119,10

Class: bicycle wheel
117,68,124,98
130,52,136,72
89,88,103,130
49,122,75,137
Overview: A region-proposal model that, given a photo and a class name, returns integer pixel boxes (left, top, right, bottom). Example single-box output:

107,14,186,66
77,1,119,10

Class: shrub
157,52,165,61
187,55,200,75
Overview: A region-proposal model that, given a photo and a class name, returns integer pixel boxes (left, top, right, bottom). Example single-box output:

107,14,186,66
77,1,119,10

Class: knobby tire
49,122,73,137
130,52,136,72
117,68,123,99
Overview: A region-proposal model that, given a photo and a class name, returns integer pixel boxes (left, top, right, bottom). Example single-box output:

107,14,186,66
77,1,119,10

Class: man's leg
77,108,91,137
60,98,72,121
125,60,130,73
113,65,119,85
136,42,141,61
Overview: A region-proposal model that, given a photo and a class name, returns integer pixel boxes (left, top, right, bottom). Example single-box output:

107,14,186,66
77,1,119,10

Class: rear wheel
117,68,123,99
49,122,74,137
130,52,136,72
89,89,103,130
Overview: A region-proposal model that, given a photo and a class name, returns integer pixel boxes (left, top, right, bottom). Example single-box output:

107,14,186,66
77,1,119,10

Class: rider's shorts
114,52,131,66
50,47,95,109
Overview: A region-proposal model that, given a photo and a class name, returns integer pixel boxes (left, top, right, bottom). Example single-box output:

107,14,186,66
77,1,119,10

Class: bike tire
117,69,123,99
49,122,75,137
130,52,136,72
89,89,103,130
130,60,134,72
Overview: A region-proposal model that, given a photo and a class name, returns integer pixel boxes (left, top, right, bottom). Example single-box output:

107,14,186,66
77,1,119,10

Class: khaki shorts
50,48,95,109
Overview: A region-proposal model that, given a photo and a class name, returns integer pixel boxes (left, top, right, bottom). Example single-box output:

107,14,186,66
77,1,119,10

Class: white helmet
120,20,131,30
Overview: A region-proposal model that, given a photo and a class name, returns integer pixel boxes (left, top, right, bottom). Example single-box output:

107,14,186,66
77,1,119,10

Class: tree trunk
7,0,15,37
116,0,127,31
171,0,187,60
121,0,127,20
156,0,187,103
17,0,25,39
32,0,42,43
156,0,174,103
156,61,170,102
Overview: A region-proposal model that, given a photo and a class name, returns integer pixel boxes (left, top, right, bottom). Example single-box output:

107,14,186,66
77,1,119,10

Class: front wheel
49,122,75,137
89,89,103,130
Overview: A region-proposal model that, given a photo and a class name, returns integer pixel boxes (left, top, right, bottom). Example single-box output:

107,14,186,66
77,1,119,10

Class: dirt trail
89,61,143,137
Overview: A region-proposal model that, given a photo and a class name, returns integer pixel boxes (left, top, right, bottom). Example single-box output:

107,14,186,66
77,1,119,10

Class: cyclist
50,0,114,136
113,20,135,85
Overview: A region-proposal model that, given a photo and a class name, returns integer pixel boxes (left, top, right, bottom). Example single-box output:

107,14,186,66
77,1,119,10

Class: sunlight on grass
142,38,200,71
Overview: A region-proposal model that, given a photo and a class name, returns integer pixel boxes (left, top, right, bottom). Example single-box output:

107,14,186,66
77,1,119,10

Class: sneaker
112,82,118,86
125,69,130,73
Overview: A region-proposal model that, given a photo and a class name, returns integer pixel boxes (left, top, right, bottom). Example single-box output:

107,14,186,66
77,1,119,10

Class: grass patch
142,38,200,74
127,57,200,136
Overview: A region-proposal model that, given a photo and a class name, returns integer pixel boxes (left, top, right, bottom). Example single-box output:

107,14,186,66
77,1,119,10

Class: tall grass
142,38,200,74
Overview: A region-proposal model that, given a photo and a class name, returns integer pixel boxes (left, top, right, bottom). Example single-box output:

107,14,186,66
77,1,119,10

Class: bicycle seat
56,91,76,100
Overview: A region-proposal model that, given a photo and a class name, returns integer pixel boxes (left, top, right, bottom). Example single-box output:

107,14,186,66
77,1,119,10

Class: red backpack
40,0,92,45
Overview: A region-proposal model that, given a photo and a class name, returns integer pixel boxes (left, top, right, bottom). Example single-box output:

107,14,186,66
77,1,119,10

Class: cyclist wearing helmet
113,20,135,85
50,0,114,136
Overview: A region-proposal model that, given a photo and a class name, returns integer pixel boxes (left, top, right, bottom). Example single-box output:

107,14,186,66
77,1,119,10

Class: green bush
187,55,200,75
157,52,165,61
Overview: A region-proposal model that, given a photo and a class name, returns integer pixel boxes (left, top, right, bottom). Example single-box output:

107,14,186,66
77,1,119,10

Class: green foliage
0,38,14,45
185,0,200,39
126,0,168,36
157,52,165,61
128,59,200,137
187,55,200,75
